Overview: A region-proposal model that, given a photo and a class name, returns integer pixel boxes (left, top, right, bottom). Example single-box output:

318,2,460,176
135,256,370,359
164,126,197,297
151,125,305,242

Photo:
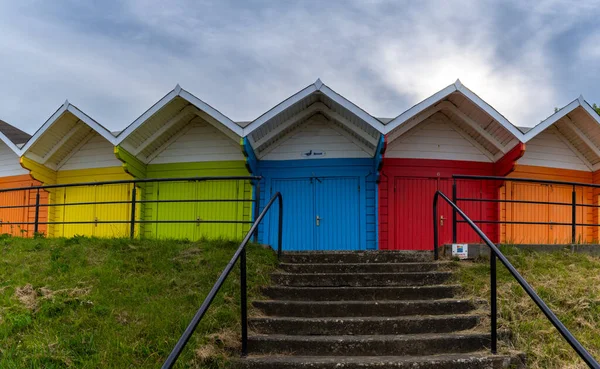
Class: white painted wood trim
253,102,324,148
384,83,456,134
180,90,243,137
41,124,85,163
326,118,373,156
67,105,116,144
438,101,506,154
144,118,197,163
455,82,524,140
561,116,600,161
194,109,242,143
115,88,180,142
56,131,96,170
522,99,580,143
551,126,593,170
133,105,197,155
444,114,496,161
243,83,318,135
20,104,69,154
321,107,379,147
386,105,441,144
318,84,386,133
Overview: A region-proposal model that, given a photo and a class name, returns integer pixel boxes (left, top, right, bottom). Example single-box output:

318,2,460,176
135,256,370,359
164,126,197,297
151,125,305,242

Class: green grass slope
0,236,277,368
456,247,600,369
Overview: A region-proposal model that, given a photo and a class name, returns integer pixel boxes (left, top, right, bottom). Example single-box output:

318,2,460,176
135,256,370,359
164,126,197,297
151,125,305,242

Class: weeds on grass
0,236,277,369
455,246,600,369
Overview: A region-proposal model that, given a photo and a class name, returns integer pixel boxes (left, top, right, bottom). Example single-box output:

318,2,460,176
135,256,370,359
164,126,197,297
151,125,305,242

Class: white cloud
0,0,597,133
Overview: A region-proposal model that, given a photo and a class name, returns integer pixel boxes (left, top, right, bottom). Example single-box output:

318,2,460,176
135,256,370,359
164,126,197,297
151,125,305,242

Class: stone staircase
237,251,525,369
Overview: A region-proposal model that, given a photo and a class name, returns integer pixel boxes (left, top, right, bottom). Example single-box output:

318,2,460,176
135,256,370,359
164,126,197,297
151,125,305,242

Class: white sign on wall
301,150,326,158
452,244,469,259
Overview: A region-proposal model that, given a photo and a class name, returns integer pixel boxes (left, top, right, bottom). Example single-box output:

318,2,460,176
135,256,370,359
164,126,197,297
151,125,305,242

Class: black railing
433,190,600,368
0,176,260,238
161,192,283,368
451,174,600,244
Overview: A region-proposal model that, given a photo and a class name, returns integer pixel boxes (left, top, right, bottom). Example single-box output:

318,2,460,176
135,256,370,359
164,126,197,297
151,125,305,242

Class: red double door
391,177,495,250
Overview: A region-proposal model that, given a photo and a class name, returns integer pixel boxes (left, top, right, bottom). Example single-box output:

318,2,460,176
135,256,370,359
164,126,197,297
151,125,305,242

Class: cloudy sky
0,0,599,133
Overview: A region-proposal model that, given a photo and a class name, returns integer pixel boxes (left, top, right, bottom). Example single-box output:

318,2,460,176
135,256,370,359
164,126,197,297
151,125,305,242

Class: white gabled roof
116,84,243,144
385,80,523,138
0,130,25,156
520,96,600,169
243,79,386,136
243,79,385,158
21,101,116,157
383,80,524,160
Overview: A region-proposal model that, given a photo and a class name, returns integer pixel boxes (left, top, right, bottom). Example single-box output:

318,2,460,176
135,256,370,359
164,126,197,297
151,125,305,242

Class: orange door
548,185,584,243
507,183,550,244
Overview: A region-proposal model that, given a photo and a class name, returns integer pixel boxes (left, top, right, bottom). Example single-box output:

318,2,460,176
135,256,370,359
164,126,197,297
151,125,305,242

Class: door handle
440,215,445,226
316,215,321,226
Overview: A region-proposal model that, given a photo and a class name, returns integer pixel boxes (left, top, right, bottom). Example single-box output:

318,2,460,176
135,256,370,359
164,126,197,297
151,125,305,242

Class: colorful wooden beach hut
0,120,47,236
503,97,600,244
379,80,524,250
115,85,251,240
243,79,385,251
20,102,133,238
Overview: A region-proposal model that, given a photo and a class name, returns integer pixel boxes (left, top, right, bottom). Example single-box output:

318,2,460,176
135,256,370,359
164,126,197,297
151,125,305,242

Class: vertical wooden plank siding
144,161,252,241
51,167,134,238
379,158,498,250
502,165,593,244
0,174,47,237
257,159,376,251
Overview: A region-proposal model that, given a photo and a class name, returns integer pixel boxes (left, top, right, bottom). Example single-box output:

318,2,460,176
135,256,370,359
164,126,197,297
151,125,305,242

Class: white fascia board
318,84,386,133
579,97,600,126
20,103,69,154
455,83,524,140
243,83,318,136
384,83,457,134
67,105,117,145
179,89,243,138
0,132,24,156
521,99,580,143
115,86,242,146
115,87,180,144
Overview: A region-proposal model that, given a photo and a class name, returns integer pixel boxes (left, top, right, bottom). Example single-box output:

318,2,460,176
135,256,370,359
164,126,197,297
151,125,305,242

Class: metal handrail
161,192,283,369
433,190,600,368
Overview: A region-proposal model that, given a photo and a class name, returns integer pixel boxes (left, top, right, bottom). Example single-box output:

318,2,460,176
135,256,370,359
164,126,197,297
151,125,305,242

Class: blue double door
269,176,360,251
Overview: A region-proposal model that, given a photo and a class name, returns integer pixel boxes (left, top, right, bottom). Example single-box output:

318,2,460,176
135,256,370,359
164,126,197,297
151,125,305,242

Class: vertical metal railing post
277,194,283,259
452,179,457,244
433,193,439,260
240,247,248,356
33,189,40,235
253,180,261,242
490,251,497,354
130,186,137,239
572,185,576,244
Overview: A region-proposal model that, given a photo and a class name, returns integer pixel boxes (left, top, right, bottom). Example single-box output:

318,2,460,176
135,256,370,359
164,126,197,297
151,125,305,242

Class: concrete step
261,285,460,301
281,251,432,264
271,272,452,287
253,299,479,317
249,315,480,335
247,333,491,356
279,262,449,274
236,353,526,369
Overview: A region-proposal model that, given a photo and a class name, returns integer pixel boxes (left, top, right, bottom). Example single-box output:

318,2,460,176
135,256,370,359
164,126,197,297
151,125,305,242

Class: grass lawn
455,247,600,369
0,236,278,369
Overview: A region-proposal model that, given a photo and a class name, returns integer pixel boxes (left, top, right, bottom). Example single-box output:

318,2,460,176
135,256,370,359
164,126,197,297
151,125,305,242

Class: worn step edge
247,333,491,356
237,352,526,369
261,285,460,301
271,272,453,287
249,314,480,335
278,262,451,273
253,299,482,317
